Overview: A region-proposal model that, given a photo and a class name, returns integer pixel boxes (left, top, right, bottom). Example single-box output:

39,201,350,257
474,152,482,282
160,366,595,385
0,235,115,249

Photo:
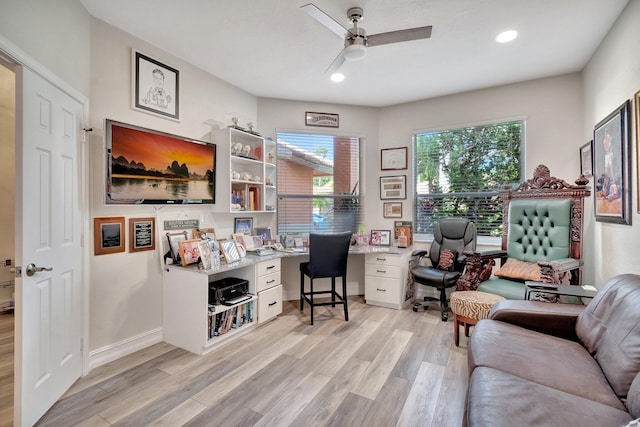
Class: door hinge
10,266,21,278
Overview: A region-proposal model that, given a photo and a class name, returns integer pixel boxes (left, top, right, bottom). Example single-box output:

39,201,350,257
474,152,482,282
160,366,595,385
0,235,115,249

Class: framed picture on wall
94,217,125,255
593,100,631,225
383,202,403,218
131,49,180,121
579,141,593,177
381,147,408,170
129,217,155,253
380,175,406,200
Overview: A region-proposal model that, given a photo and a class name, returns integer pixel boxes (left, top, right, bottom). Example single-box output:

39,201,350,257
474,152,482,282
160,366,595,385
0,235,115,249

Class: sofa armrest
489,300,584,341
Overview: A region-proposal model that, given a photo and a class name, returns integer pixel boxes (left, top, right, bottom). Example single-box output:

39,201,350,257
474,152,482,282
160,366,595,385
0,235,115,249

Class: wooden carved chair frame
457,164,591,291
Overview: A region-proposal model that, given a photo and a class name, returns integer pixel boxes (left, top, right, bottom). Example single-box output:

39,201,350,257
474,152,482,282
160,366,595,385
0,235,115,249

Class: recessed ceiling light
330,72,345,82
496,30,518,43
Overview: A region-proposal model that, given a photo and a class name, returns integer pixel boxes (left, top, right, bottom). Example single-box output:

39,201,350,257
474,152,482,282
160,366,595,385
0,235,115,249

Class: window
276,132,361,235
413,121,523,238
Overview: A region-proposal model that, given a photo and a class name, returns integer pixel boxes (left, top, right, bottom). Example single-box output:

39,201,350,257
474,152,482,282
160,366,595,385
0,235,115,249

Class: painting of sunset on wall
106,119,216,204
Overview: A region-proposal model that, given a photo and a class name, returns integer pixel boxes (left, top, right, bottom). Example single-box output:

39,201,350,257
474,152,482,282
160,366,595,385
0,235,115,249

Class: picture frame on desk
234,217,253,234
370,230,391,246
178,239,201,267
394,220,413,248
166,231,188,264
193,227,216,241
219,239,241,263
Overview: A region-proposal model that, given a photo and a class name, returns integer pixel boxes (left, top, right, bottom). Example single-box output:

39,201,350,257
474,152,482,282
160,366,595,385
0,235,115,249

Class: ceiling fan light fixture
343,43,367,61
496,30,518,43
330,72,345,82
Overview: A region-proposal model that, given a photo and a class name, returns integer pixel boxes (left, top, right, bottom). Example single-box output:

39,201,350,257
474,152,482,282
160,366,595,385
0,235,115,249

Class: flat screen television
106,119,216,204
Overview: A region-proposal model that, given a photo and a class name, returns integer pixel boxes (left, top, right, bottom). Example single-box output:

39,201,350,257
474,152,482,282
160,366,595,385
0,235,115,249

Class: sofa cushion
494,257,541,281
577,274,640,400
477,277,526,300
465,367,633,427
469,319,627,410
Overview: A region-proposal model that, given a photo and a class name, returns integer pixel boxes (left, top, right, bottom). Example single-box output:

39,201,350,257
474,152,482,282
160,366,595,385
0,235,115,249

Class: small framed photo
178,239,201,267
254,227,272,241
94,217,125,255
129,217,155,253
131,49,180,121
381,147,408,170
370,230,391,246
219,239,241,263
579,141,593,177
380,175,406,200
234,217,253,234
166,231,188,263
383,202,403,218
305,111,339,128
193,227,216,240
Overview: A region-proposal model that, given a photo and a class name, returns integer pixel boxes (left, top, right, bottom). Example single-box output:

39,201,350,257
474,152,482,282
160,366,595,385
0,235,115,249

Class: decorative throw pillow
494,257,541,281
437,248,457,271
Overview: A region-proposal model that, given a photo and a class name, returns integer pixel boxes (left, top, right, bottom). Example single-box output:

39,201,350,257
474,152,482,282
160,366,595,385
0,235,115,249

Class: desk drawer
256,271,281,293
257,259,281,276
365,278,401,305
258,284,282,323
365,263,401,279
365,253,401,267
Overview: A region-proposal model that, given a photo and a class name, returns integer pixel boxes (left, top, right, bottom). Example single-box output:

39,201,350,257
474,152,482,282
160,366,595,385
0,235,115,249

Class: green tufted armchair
458,165,591,300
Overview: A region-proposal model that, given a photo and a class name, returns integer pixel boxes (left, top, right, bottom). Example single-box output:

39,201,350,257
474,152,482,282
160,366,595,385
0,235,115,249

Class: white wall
583,0,640,284
87,18,259,351
0,0,91,96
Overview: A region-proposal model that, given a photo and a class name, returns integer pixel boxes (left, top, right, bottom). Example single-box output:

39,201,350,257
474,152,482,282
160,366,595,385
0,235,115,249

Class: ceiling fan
301,3,433,75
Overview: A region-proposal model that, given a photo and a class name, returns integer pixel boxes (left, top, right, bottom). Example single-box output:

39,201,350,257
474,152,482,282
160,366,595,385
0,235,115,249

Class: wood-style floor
31,297,469,426
0,312,13,427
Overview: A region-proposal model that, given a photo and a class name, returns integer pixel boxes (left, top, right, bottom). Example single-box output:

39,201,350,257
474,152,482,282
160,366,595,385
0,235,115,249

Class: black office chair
300,231,352,325
411,218,476,321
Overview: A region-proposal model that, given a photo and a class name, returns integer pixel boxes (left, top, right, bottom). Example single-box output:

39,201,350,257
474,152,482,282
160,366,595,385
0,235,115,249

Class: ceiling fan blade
301,3,350,38
367,25,433,47
325,48,347,75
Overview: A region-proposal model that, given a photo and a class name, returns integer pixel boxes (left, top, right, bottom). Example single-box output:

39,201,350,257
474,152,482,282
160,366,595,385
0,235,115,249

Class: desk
525,281,598,300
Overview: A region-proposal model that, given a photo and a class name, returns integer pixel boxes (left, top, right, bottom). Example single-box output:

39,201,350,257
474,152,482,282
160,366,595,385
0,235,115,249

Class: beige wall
0,0,91,96
583,0,640,285
0,61,15,302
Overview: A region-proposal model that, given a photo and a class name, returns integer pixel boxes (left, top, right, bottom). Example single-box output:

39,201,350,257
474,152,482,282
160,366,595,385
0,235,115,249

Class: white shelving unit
212,126,277,213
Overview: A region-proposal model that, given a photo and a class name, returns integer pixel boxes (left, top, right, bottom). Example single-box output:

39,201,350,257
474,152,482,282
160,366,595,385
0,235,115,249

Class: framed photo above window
131,49,180,121
305,111,339,128
94,217,125,255
579,141,593,177
380,175,406,200
383,202,403,218
593,100,631,225
381,147,408,170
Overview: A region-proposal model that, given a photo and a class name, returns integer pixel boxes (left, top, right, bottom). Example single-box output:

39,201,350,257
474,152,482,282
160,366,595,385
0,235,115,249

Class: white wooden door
15,66,84,426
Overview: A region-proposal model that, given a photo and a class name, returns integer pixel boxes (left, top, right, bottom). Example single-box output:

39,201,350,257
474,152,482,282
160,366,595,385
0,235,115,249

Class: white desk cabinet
364,249,413,309
163,255,283,355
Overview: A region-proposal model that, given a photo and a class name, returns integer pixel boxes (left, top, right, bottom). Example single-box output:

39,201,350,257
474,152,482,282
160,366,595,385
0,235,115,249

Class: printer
209,277,250,306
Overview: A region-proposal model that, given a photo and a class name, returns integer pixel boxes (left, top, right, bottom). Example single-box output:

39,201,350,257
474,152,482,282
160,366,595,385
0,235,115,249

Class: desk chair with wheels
300,231,352,325
411,218,477,321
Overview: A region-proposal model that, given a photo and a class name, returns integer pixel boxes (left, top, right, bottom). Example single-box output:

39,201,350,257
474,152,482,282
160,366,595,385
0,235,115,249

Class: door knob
25,263,53,277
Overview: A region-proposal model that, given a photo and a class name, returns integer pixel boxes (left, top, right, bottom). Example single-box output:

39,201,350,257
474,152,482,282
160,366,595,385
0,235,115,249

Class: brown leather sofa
464,274,640,427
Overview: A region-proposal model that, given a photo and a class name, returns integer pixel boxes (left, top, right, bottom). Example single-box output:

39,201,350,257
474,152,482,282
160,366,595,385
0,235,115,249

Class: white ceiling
80,0,629,107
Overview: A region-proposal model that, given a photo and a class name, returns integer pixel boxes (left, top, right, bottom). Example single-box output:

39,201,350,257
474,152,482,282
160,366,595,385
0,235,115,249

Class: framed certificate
381,147,408,170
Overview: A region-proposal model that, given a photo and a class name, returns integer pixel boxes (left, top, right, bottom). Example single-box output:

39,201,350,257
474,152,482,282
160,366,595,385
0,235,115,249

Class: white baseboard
88,328,163,371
